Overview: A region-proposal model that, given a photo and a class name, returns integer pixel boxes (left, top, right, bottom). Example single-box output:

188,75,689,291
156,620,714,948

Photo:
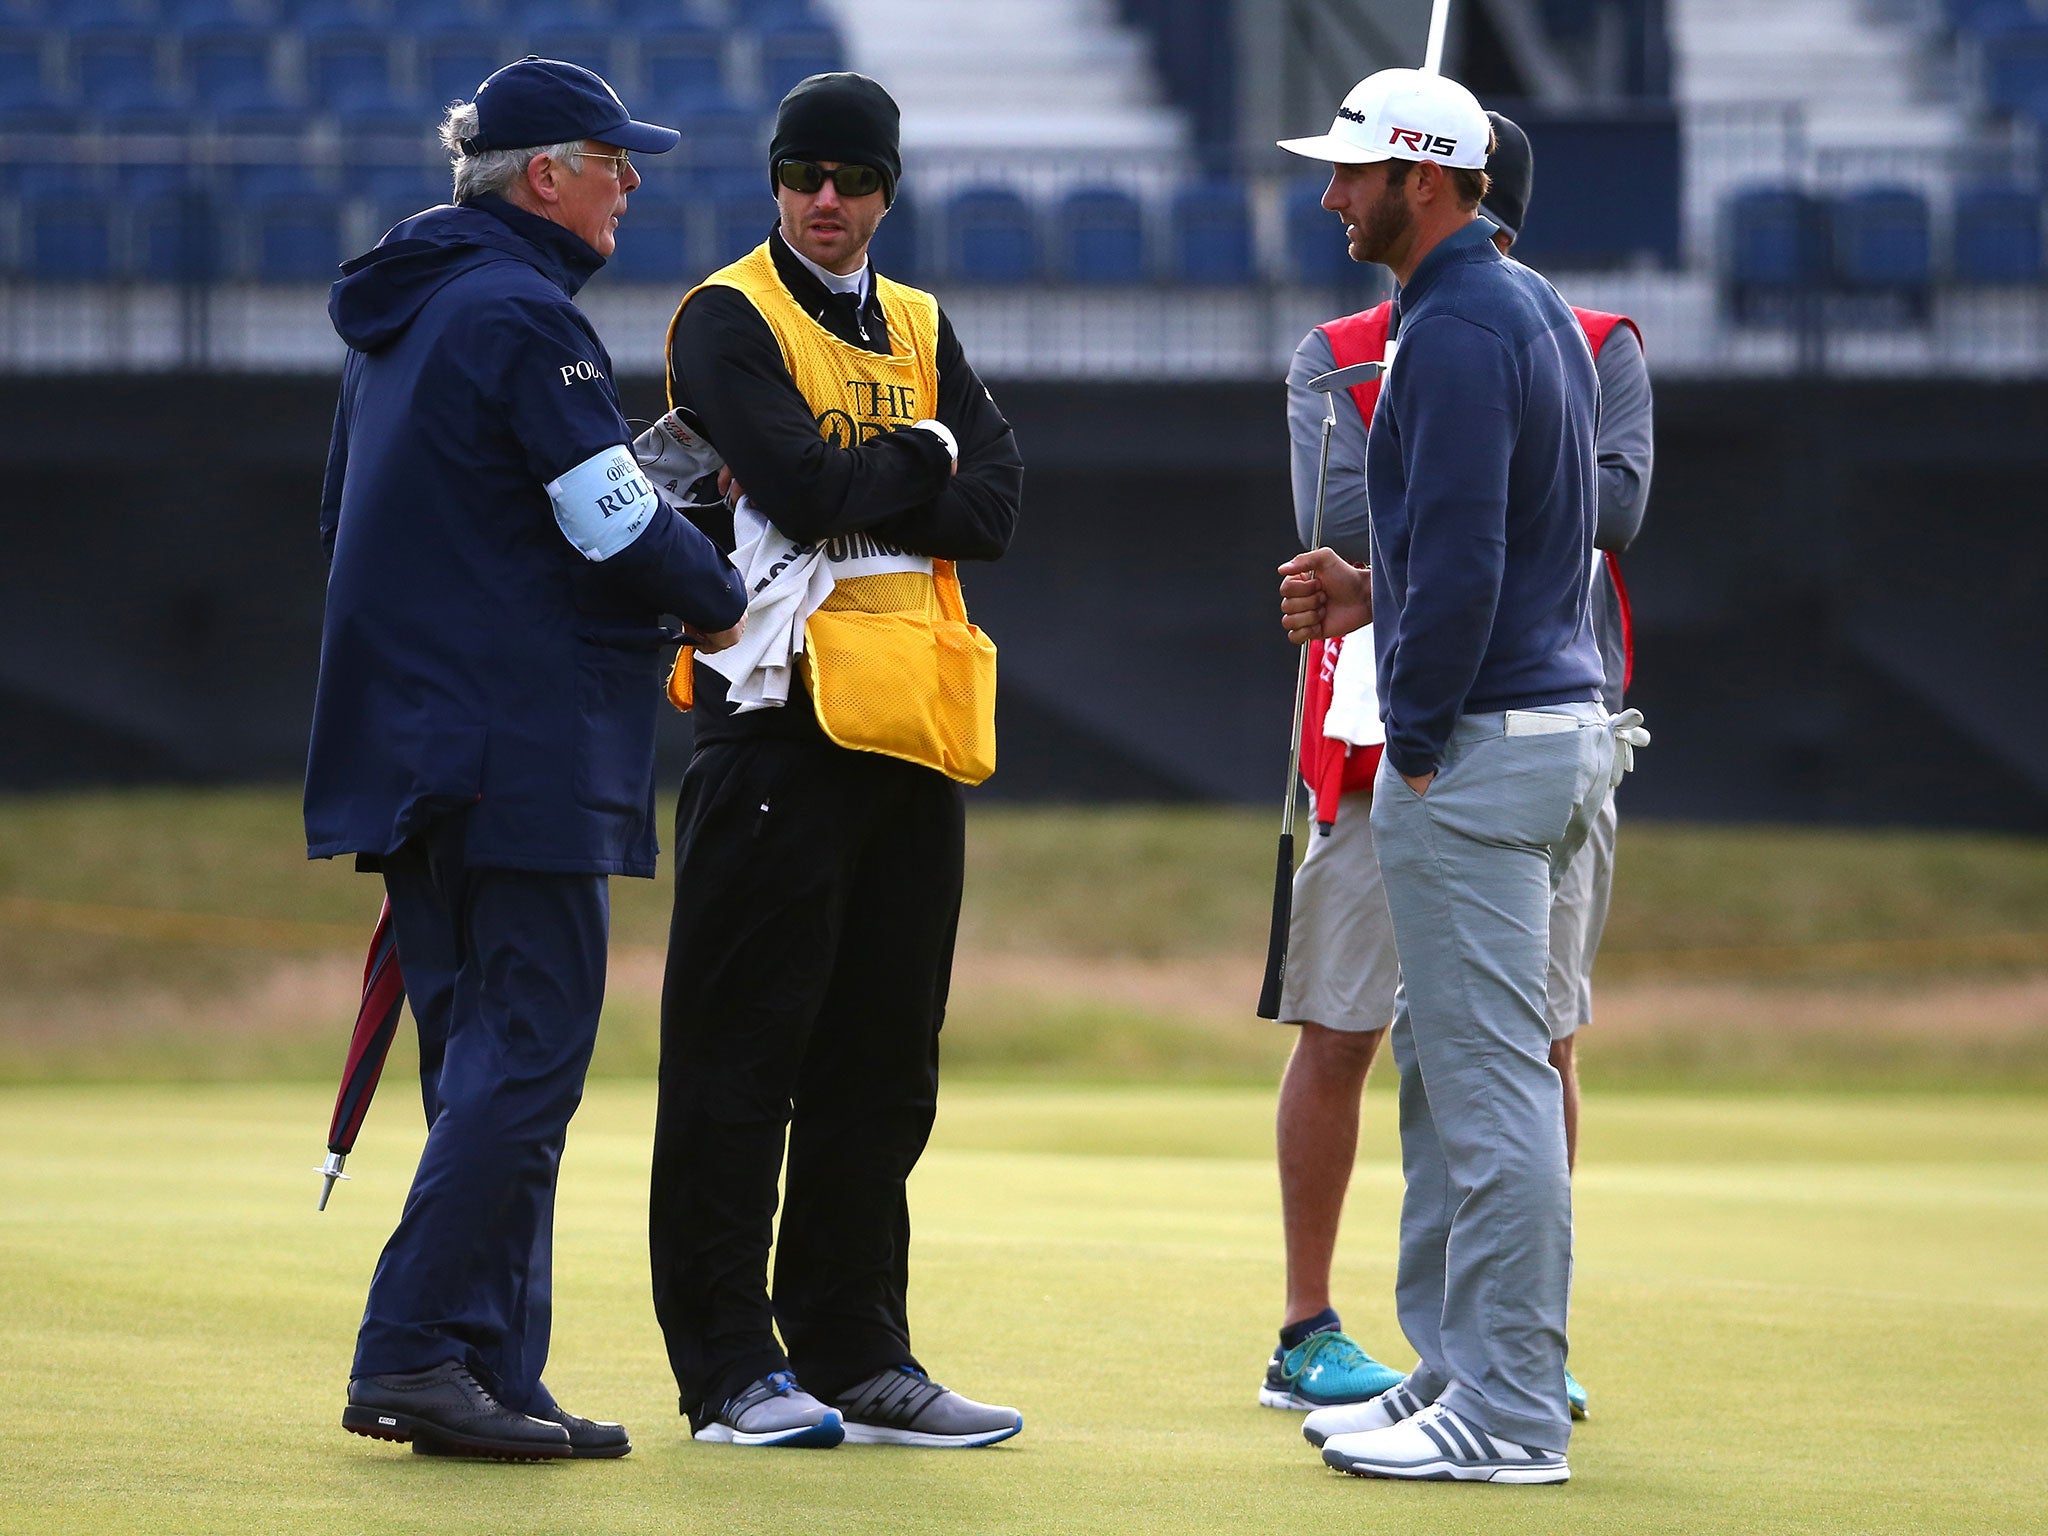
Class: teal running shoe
1259,1328,1406,1410
1566,1369,1589,1421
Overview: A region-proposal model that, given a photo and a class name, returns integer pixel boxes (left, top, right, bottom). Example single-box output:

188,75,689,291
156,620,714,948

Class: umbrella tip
316,1151,350,1211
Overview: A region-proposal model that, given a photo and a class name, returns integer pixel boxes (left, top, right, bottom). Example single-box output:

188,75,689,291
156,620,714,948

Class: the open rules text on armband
546,444,659,561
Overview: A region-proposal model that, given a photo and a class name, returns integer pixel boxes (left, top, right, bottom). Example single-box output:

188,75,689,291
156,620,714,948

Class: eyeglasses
775,159,885,198
580,148,633,178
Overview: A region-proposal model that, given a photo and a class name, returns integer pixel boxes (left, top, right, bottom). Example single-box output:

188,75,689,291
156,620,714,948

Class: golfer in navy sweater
1276,68,1645,1484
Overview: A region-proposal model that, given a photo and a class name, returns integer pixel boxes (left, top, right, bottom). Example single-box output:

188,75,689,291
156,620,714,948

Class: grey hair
438,101,586,202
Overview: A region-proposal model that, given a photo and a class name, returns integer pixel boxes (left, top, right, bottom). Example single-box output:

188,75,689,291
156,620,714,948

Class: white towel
1322,626,1385,748
699,498,931,711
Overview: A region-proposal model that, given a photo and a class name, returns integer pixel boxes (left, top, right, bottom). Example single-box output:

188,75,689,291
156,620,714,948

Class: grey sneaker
693,1371,844,1448
829,1365,1023,1448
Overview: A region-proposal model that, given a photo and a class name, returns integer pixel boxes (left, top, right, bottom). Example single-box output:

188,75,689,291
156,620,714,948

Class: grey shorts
1276,790,1401,1034
1544,786,1618,1039
1277,784,1617,1042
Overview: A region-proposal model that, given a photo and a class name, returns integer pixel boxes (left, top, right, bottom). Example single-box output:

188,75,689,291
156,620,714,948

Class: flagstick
1423,0,1452,74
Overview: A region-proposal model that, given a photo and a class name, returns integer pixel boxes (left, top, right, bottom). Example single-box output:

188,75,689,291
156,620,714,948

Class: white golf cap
1277,67,1491,170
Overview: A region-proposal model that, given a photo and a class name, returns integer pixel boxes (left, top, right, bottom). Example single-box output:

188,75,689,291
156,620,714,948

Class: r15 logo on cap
1389,126,1460,156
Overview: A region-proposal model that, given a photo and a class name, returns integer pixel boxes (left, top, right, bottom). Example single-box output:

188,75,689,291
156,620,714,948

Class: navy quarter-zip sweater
1366,218,1605,778
306,196,745,876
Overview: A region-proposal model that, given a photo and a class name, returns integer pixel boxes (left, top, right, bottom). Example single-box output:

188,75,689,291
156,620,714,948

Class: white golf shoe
1321,1402,1568,1484
1301,1378,1431,1448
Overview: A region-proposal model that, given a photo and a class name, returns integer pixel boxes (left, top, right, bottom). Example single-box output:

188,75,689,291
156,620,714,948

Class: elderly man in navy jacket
1276,69,1643,1485
307,58,745,1461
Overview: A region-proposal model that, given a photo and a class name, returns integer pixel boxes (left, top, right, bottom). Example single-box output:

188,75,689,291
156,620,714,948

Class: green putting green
2,1083,2044,1534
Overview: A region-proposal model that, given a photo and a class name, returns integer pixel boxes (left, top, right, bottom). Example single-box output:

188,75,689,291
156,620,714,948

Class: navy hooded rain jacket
305,196,745,877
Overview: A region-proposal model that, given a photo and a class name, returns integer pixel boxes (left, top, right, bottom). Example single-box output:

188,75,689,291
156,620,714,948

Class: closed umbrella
316,896,407,1209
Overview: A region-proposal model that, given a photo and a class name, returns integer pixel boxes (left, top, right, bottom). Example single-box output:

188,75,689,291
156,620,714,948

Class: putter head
1307,360,1385,393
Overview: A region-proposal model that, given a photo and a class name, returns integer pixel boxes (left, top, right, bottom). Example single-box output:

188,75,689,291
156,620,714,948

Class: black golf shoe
343,1361,572,1461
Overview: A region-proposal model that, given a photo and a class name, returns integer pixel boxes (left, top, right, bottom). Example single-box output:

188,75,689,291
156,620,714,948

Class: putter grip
1255,832,1295,1020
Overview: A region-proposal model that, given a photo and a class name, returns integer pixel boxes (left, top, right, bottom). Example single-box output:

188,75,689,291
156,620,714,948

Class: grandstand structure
0,0,2044,375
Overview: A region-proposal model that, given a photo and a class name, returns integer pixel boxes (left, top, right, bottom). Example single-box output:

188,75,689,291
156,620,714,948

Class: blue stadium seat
115,156,194,200
0,30,45,98
98,81,191,134
1949,0,2031,31
1286,176,1355,285
1726,186,1830,302
334,88,430,140
867,192,919,283
524,24,613,80
181,24,271,99
1953,184,2045,282
357,163,445,203
1831,186,1933,299
71,34,161,98
673,103,763,182
303,23,393,108
1980,22,2048,113
949,186,1038,282
60,0,134,36
416,28,499,107
162,0,248,27
1170,180,1252,283
135,188,222,282
1057,185,1146,283
709,191,772,269
24,192,116,280
1949,0,2037,36
617,0,704,27
759,27,843,103
230,162,313,203
15,160,85,200
0,86,82,133
250,192,345,281
505,0,613,23
748,0,823,30
207,83,300,135
643,31,725,105
603,191,693,282
683,156,766,200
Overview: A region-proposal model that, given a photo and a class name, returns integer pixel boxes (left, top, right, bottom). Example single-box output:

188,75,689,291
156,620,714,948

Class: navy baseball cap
461,56,680,155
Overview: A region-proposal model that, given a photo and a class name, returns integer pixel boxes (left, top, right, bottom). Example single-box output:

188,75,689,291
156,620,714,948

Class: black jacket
668,226,1024,743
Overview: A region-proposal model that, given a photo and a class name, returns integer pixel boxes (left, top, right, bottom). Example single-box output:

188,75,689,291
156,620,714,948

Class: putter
1256,359,1388,1020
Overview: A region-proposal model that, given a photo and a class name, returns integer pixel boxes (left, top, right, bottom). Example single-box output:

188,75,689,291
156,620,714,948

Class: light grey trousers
1368,702,1616,1452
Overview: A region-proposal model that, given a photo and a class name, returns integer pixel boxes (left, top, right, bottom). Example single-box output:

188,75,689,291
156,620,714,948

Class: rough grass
0,1082,2043,1536
2,790,2046,1088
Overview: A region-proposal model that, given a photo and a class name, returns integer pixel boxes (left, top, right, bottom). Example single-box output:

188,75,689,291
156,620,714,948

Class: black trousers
648,736,964,1425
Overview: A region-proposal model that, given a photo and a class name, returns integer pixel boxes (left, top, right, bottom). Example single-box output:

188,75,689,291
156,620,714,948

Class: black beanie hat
768,72,902,206
1481,110,1533,241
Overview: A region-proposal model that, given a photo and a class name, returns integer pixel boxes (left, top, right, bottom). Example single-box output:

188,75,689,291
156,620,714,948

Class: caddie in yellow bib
664,241,997,785
646,72,1027,1451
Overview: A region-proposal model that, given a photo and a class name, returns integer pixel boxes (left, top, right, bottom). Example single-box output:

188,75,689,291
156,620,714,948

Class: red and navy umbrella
316,896,407,1210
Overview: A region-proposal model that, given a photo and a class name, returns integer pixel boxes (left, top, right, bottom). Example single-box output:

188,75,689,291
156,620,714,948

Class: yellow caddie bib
663,242,997,785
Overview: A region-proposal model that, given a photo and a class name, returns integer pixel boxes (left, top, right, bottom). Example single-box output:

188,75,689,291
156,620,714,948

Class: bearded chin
1354,186,1412,265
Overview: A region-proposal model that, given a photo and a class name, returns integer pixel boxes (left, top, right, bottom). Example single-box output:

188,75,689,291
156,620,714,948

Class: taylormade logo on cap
1278,68,1490,170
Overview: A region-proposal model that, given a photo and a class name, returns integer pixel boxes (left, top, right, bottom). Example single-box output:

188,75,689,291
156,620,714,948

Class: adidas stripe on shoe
1321,1402,1568,1484
1302,1379,1429,1448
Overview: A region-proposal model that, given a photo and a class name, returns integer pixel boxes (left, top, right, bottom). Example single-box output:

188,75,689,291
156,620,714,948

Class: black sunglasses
775,159,886,198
